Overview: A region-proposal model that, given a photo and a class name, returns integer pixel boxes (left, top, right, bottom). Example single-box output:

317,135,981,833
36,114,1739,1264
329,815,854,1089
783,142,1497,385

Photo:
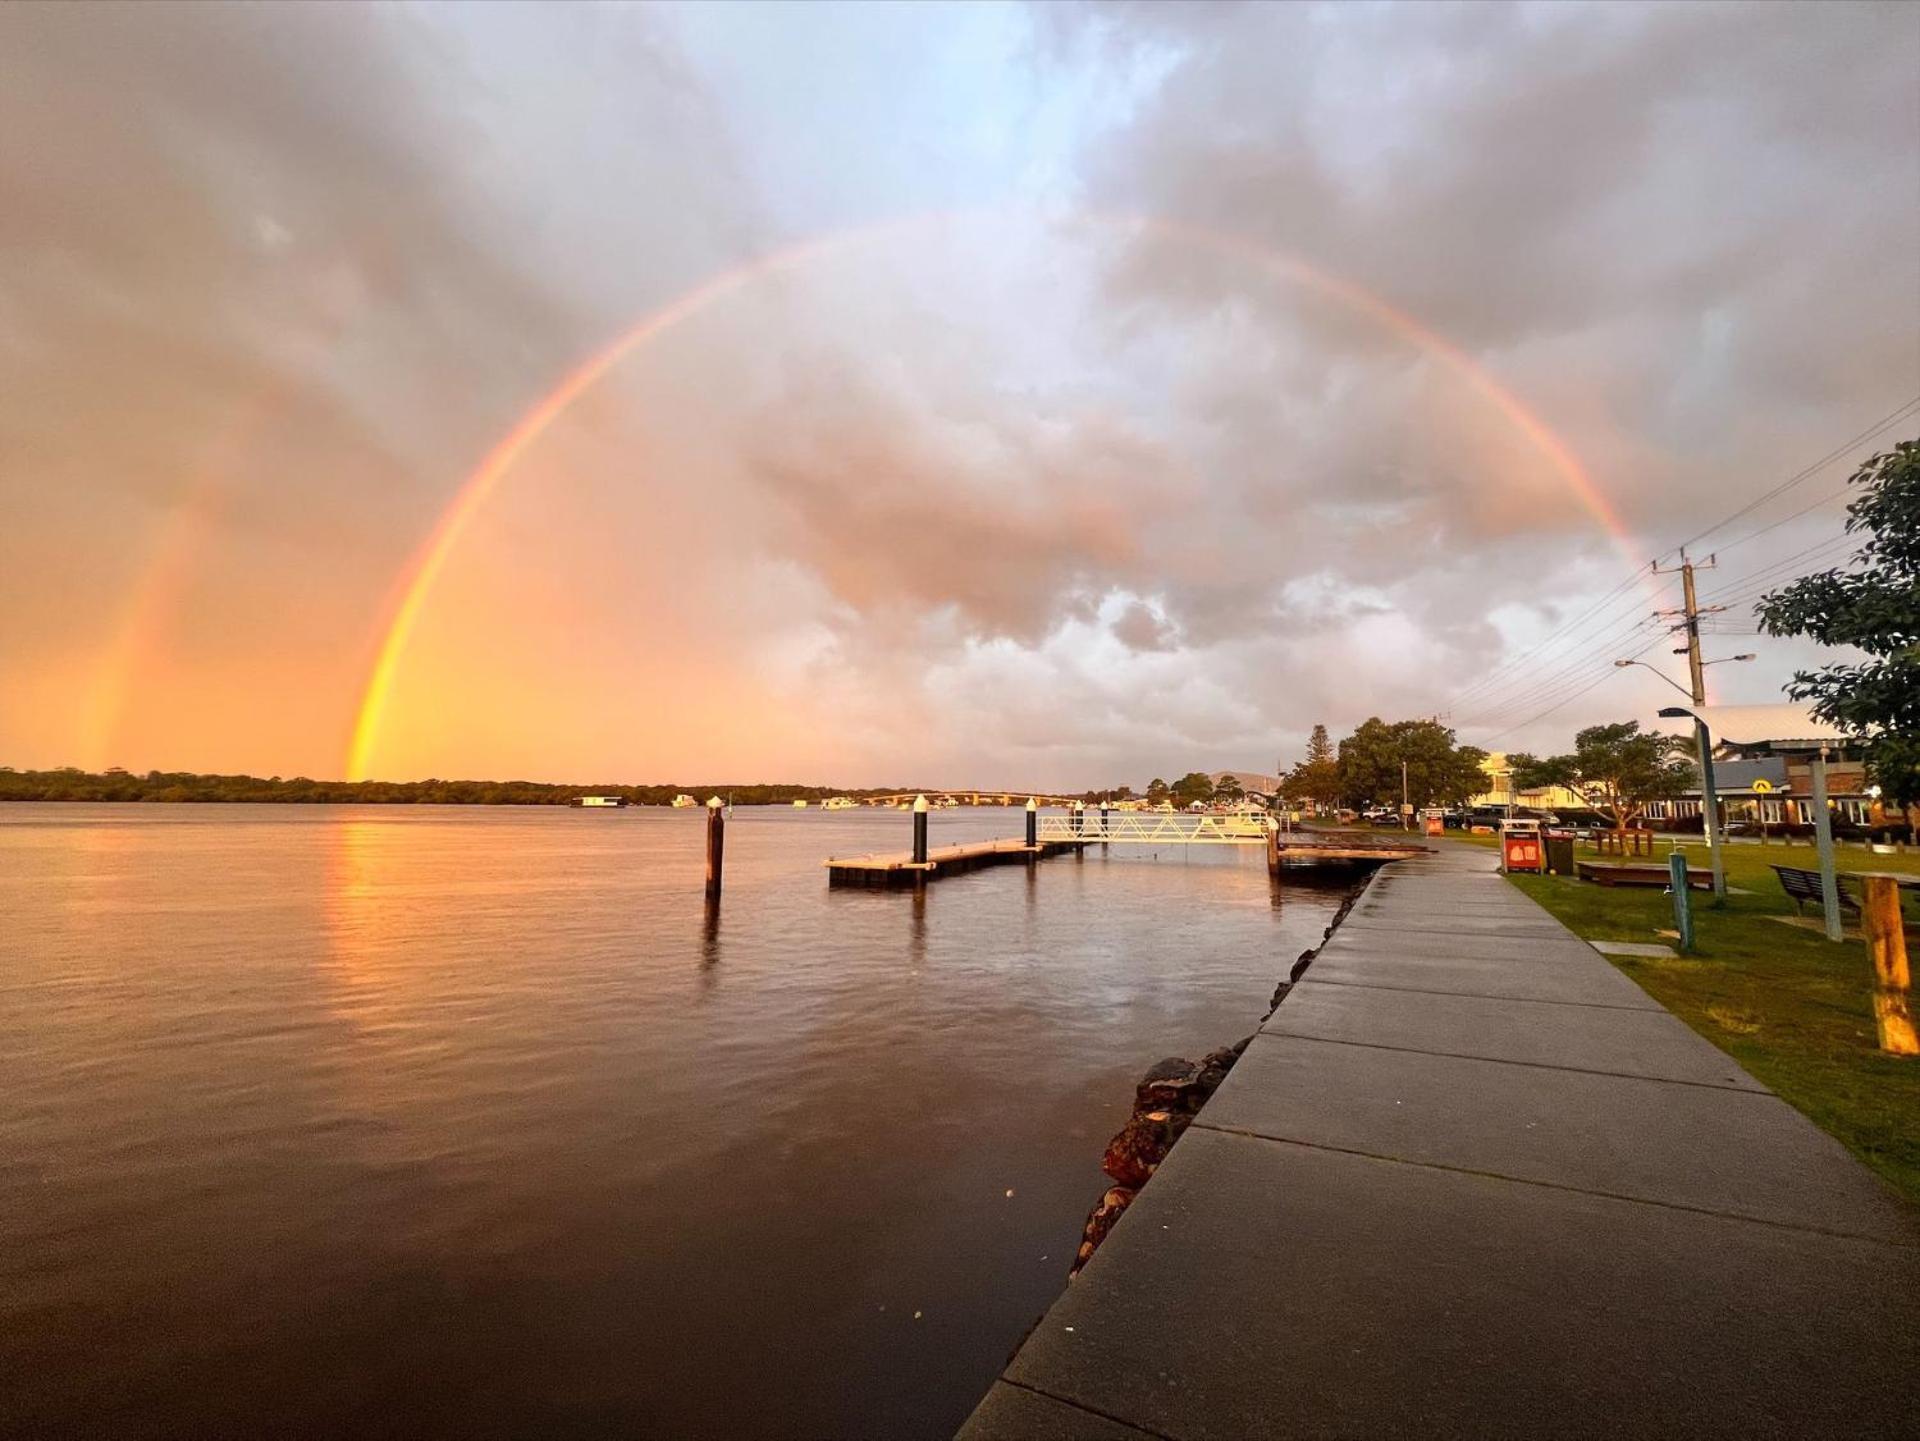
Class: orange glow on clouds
345,208,1646,781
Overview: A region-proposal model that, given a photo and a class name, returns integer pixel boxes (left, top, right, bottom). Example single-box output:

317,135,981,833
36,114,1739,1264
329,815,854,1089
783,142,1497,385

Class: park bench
1578,860,1711,890
1771,864,1860,917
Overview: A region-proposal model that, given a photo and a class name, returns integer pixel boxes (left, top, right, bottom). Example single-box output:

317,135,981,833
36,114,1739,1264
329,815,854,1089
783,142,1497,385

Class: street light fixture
1620,652,1755,905
1613,657,1694,698
1614,654,1754,695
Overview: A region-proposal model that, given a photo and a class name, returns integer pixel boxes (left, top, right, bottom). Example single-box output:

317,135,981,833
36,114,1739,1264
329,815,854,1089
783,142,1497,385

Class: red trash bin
1502,831,1544,874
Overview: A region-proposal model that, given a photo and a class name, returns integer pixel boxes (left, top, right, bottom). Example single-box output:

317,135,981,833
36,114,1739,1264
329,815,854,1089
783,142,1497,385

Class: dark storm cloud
1054,0,1919,534
1001,0,1920,758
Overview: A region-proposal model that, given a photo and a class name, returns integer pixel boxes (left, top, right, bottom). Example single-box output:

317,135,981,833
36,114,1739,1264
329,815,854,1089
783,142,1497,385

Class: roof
1655,702,1854,751
1700,757,1789,791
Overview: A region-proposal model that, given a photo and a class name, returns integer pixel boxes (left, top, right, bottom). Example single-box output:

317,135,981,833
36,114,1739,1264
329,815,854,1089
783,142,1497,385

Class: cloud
2,2,1914,783
1070,3,1917,521
0,2,766,773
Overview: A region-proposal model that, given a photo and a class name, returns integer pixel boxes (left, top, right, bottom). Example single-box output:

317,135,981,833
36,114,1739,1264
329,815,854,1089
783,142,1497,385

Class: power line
1442,564,1655,711
1454,614,1664,723
1672,393,1920,554
1450,402,1912,745
1702,532,1858,605
1476,631,1667,745
1714,481,1856,556
1454,613,1669,728
1455,620,1671,728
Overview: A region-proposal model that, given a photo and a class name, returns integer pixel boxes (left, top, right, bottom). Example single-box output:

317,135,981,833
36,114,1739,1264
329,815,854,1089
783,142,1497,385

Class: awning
1654,702,1854,750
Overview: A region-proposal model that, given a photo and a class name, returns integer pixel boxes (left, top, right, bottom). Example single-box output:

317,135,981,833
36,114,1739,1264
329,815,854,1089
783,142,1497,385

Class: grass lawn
1447,833,1920,1204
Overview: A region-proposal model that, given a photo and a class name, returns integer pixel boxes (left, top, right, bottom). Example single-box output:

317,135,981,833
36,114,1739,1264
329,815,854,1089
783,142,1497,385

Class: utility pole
1655,550,1727,899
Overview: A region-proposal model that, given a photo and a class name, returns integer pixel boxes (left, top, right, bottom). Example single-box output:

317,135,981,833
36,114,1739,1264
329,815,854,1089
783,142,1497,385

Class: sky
2,0,1916,788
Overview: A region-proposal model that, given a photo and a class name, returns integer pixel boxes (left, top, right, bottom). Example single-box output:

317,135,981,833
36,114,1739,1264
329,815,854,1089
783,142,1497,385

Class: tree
1336,718,1488,811
1758,438,1920,809
1170,771,1215,808
1215,773,1245,802
1511,721,1692,834
1145,777,1170,804
1287,724,1341,814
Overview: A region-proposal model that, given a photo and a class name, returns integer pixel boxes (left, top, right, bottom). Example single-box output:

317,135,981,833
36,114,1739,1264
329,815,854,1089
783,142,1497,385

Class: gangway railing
1036,812,1272,845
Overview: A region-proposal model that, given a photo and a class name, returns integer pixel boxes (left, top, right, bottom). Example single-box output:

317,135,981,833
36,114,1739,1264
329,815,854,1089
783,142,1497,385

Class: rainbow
345,209,1643,781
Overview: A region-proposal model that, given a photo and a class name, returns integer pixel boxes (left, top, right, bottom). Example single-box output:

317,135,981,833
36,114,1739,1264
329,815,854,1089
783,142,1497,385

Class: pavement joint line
1255,1031,1771,1094
1343,915,1562,930
1293,976,1662,1013
1186,1123,1920,1250
998,1378,1181,1441
1337,925,1572,940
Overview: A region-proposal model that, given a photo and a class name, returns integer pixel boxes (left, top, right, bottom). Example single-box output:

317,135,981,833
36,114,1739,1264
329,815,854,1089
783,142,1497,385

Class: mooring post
1266,820,1282,878
1861,875,1918,1055
1099,799,1110,852
1668,848,1693,954
912,793,929,865
1024,796,1038,851
704,795,725,906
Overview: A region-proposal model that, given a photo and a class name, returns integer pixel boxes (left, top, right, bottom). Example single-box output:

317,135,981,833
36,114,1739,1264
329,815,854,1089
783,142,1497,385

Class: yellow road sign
1751,778,1774,793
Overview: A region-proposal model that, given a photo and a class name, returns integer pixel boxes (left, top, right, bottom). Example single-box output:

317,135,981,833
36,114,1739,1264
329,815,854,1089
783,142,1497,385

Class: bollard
1861,875,1918,1055
1811,749,1843,942
1025,796,1038,850
1668,849,1693,954
704,795,725,906
912,794,929,865
1266,820,1282,879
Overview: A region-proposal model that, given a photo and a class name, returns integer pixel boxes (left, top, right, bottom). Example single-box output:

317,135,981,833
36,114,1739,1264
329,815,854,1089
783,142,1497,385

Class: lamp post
1617,656,1751,900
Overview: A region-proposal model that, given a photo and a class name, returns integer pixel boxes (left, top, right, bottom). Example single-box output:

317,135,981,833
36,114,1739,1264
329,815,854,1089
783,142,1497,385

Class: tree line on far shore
0,769,946,807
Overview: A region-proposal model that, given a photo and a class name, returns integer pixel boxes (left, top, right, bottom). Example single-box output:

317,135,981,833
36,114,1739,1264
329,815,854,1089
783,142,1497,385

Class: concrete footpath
959,842,1920,1439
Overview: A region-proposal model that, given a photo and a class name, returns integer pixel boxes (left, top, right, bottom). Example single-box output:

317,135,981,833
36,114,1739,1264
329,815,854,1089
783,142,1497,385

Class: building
1209,770,1284,796
1467,752,1590,814
1643,756,1790,827
1650,702,1913,835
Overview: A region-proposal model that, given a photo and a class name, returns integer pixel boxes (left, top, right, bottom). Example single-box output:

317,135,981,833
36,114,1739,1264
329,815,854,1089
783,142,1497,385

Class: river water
1,804,1352,1438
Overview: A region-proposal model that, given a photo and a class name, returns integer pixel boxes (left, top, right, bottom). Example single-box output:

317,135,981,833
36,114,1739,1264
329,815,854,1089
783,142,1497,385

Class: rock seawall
1067,867,1377,1277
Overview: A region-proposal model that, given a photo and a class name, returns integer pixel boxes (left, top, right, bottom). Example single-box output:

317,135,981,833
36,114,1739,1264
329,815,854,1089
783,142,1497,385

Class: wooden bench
1593,830,1654,857
1771,864,1860,917
1578,860,1711,890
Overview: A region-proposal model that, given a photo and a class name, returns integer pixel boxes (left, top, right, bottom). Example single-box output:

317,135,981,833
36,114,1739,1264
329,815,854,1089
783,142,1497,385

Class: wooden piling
1266,823,1281,879
704,795,725,906
1668,849,1694,953
1861,875,1917,1056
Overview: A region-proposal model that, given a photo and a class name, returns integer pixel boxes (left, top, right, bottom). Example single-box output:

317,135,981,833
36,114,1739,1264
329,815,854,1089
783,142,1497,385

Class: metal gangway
1036,810,1274,844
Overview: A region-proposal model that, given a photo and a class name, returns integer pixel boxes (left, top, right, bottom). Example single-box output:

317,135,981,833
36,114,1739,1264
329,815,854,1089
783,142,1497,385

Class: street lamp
1614,657,1693,698
1614,654,1754,695
1616,653,1752,903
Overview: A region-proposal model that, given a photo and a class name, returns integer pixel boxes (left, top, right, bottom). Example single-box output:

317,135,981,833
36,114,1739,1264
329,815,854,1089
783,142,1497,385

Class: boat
573,795,626,808
671,794,698,808
823,797,856,810
792,799,809,808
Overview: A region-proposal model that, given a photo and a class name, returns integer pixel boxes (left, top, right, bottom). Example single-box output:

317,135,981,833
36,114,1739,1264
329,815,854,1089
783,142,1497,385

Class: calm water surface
1,804,1351,1438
